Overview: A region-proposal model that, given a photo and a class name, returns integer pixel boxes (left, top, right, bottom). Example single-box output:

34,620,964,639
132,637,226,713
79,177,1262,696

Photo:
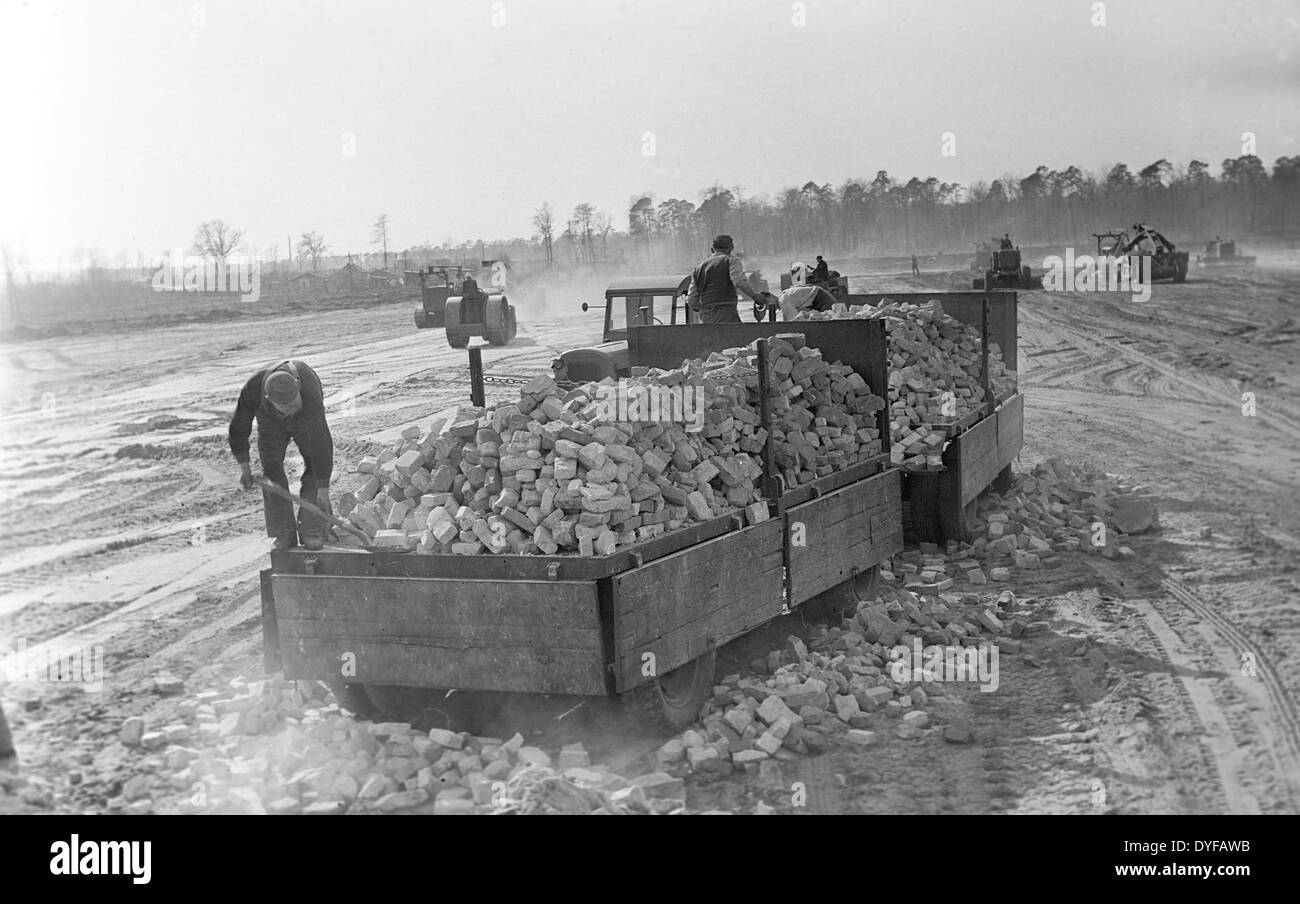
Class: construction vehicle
556,275,694,383
260,320,901,731
779,262,853,300
413,260,511,331
444,275,518,349
1093,224,1189,283
1196,237,1256,269
412,266,467,329
973,240,1042,290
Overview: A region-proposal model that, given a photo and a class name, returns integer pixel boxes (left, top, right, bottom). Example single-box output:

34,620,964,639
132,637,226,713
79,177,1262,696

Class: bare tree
532,203,555,266
371,214,390,271
1,241,25,325
193,220,244,261
298,231,329,270
572,203,596,262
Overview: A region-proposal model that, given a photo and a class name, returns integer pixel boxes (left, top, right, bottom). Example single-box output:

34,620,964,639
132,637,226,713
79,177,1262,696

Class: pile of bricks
338,334,885,555
109,677,692,815
653,584,1024,780
883,458,1158,589
795,298,1016,470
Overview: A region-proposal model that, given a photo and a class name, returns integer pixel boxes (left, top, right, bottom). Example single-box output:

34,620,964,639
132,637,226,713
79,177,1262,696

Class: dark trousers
0,701,14,762
700,304,741,323
258,420,333,543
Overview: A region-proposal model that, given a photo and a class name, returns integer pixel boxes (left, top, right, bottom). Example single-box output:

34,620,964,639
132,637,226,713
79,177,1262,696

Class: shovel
253,477,374,546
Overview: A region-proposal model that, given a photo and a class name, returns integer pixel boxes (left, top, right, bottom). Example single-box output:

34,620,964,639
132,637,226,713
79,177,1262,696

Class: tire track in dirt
1156,573,1300,793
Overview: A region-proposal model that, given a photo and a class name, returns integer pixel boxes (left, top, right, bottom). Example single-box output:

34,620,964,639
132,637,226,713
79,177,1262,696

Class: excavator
1093,223,1189,283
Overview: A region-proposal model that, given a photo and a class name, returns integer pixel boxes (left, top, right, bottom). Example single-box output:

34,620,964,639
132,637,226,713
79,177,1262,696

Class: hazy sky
1,0,1297,270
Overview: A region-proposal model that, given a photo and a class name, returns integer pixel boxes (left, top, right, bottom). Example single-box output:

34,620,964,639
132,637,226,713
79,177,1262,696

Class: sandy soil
1,264,1297,814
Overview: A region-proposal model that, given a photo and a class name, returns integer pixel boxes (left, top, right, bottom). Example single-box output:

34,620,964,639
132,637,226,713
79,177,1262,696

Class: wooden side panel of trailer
787,468,902,604
271,575,609,695
611,517,785,693
905,392,1025,543
952,412,1001,508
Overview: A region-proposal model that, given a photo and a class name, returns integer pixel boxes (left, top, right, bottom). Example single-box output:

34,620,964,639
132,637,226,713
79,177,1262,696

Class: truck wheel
327,680,379,719
624,649,717,732
1021,265,1033,286
1173,259,1188,283
506,306,518,342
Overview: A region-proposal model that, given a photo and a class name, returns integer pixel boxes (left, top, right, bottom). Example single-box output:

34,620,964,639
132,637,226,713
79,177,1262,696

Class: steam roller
444,288,518,349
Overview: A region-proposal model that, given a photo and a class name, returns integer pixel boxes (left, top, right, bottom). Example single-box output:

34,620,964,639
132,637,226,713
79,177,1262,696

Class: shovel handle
254,477,373,545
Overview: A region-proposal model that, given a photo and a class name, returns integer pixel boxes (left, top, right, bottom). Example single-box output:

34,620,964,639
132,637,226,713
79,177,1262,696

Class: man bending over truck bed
229,359,334,550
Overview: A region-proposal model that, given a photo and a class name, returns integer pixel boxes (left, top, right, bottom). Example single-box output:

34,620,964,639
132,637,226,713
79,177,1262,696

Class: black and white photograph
0,0,1296,846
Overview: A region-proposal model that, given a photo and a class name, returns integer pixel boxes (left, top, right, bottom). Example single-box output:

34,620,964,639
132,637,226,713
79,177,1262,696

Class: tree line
528,154,1300,270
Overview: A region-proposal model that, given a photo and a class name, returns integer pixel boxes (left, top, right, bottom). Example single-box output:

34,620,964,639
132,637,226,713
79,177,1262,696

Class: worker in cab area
810,255,831,285
776,262,837,321
1000,233,1013,250
686,234,770,323
229,359,334,550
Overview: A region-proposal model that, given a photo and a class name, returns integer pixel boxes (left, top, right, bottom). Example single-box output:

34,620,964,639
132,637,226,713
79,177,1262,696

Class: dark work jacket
693,252,738,309
228,360,330,466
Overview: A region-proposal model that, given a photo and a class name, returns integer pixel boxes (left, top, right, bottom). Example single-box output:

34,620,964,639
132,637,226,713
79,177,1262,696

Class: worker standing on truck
686,234,768,323
1000,234,1013,250
229,359,334,551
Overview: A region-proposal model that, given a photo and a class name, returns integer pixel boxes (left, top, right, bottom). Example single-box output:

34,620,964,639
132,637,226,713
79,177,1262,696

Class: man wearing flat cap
229,359,334,550
686,234,770,323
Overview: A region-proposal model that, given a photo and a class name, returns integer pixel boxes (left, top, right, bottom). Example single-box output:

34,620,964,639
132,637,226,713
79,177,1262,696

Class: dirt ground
1,262,1297,814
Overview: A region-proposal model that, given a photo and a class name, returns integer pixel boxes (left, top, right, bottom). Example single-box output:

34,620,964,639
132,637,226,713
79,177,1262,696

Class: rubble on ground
884,458,1159,590
340,333,885,555
794,298,1016,470
87,579,1020,816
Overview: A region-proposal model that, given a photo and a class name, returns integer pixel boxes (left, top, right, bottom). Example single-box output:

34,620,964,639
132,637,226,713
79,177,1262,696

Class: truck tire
506,306,518,342
1021,265,1033,287
1173,258,1188,283
624,649,716,732
327,680,379,719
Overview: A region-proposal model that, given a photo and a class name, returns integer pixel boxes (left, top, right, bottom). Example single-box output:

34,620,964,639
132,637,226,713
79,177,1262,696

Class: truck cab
558,275,692,383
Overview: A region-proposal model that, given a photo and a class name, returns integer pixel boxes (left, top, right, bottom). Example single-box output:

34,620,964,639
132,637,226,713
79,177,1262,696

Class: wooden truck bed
848,291,1023,544
263,321,903,700
264,462,900,697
